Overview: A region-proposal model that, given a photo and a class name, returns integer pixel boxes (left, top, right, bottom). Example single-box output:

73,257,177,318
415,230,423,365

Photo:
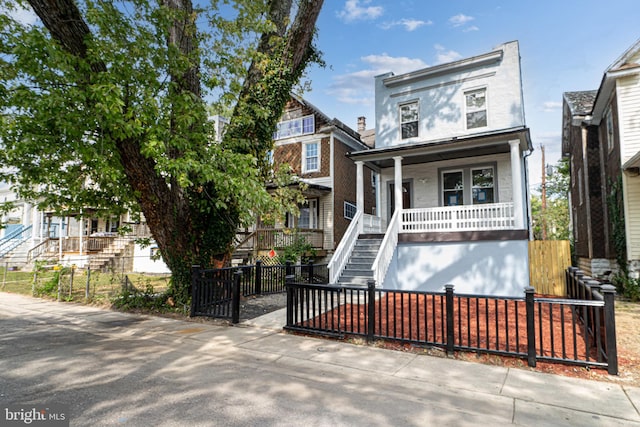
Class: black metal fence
190,262,328,323
285,274,618,374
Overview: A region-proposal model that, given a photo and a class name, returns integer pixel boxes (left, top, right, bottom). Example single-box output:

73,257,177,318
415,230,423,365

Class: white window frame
344,201,357,220
471,166,495,205
440,164,497,206
273,114,315,140
302,141,320,173
464,87,488,130
399,101,419,139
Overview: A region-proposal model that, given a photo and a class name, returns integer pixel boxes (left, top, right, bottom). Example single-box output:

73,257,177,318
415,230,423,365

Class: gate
190,266,241,322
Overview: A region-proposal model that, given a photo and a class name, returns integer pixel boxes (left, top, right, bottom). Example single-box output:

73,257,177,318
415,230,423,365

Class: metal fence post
308,261,314,284
285,274,294,327
602,284,618,375
232,270,242,324
255,260,262,295
445,285,454,356
367,280,376,343
525,286,537,367
190,265,200,317
85,266,91,301
285,261,292,276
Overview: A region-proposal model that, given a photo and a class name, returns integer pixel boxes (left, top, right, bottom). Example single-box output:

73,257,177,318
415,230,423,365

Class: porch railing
402,202,515,232
328,210,362,284
363,213,384,233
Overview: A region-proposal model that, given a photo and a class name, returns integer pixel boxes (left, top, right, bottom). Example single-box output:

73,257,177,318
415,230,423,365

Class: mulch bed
297,292,600,363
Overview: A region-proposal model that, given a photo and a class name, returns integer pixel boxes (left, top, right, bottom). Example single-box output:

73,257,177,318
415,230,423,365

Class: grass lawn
0,265,171,303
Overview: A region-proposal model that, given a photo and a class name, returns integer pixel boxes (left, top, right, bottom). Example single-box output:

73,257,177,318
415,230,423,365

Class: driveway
1,292,640,426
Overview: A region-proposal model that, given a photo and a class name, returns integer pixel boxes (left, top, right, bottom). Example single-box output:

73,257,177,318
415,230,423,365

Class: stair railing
371,209,401,286
328,210,363,284
0,225,33,258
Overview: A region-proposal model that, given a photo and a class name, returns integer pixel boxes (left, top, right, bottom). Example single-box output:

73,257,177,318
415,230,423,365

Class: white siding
375,41,525,148
617,74,640,259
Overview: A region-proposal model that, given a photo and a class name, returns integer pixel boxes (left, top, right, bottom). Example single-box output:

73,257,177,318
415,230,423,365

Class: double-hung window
400,101,419,139
465,88,487,129
303,142,319,173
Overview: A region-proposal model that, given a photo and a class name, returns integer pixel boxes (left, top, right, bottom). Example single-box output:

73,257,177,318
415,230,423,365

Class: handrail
328,210,362,284
371,209,401,286
0,225,33,257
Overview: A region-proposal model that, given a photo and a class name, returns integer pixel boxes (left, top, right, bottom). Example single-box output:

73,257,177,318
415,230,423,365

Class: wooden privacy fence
529,240,571,296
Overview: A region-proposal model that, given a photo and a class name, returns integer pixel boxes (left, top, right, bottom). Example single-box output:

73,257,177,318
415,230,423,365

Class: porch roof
347,126,532,169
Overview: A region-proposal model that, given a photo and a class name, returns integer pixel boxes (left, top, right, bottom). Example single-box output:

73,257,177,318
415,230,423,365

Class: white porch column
509,140,524,229
355,161,364,213
393,156,403,215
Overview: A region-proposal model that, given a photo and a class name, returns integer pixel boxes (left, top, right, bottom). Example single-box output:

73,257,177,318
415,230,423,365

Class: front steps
336,235,383,287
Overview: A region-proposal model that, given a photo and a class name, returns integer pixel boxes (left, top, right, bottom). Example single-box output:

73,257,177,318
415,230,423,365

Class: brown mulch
296,292,632,383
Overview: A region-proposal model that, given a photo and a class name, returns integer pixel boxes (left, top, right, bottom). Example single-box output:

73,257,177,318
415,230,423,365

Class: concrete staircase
336,235,383,287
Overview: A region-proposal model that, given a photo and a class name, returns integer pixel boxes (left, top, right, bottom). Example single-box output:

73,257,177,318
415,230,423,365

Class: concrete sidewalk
1,291,640,426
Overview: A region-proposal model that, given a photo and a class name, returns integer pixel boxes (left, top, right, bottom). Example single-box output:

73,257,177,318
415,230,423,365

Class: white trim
464,86,488,130
302,140,320,173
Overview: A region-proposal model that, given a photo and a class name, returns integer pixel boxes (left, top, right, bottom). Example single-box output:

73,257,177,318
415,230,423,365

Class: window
303,142,319,172
441,165,496,206
371,171,377,191
273,115,315,140
299,199,318,228
471,167,495,204
400,102,419,139
344,201,357,220
443,171,464,206
465,88,487,129
606,109,614,153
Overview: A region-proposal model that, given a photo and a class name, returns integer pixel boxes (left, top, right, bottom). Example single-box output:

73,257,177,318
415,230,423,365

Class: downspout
524,147,534,240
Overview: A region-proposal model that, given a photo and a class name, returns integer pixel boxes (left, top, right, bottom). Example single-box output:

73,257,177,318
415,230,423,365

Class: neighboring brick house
331,41,533,296
562,39,640,278
237,95,376,262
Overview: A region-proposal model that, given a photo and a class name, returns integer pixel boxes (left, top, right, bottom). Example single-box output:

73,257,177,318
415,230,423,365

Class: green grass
0,266,171,303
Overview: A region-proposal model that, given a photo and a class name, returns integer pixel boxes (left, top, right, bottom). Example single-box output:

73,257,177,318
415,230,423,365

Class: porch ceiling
348,127,531,169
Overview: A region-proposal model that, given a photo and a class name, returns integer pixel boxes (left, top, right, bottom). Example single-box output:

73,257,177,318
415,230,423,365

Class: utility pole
540,144,548,240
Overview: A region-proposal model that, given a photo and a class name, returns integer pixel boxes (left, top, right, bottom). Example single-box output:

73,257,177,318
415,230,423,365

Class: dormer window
273,115,315,140
465,88,487,129
400,101,419,139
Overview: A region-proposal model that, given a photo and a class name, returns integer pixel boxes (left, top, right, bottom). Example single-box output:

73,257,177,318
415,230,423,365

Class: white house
329,41,533,296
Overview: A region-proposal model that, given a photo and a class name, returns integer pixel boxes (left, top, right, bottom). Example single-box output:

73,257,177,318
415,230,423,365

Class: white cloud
543,101,562,112
327,54,428,105
380,18,432,32
337,0,384,23
434,45,462,64
463,25,479,32
449,13,474,27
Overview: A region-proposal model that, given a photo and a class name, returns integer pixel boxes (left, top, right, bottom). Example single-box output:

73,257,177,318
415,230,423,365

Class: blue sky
302,0,640,190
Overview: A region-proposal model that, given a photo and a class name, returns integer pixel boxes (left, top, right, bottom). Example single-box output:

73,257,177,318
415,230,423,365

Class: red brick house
562,39,640,279
235,95,376,263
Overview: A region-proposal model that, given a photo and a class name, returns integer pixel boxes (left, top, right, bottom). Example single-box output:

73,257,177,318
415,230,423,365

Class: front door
389,181,412,218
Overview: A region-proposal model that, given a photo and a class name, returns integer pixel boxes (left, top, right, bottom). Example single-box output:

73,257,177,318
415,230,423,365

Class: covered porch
329,128,533,289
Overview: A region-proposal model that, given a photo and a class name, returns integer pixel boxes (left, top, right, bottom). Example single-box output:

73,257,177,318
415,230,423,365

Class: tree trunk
26,0,324,302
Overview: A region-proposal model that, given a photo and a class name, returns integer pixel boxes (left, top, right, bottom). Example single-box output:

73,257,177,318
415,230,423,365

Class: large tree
0,0,324,302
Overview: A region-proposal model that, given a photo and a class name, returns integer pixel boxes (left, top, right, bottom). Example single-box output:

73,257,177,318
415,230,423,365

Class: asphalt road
2,292,640,426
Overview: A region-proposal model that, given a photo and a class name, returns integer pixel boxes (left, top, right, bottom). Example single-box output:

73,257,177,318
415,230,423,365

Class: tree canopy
0,0,324,301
